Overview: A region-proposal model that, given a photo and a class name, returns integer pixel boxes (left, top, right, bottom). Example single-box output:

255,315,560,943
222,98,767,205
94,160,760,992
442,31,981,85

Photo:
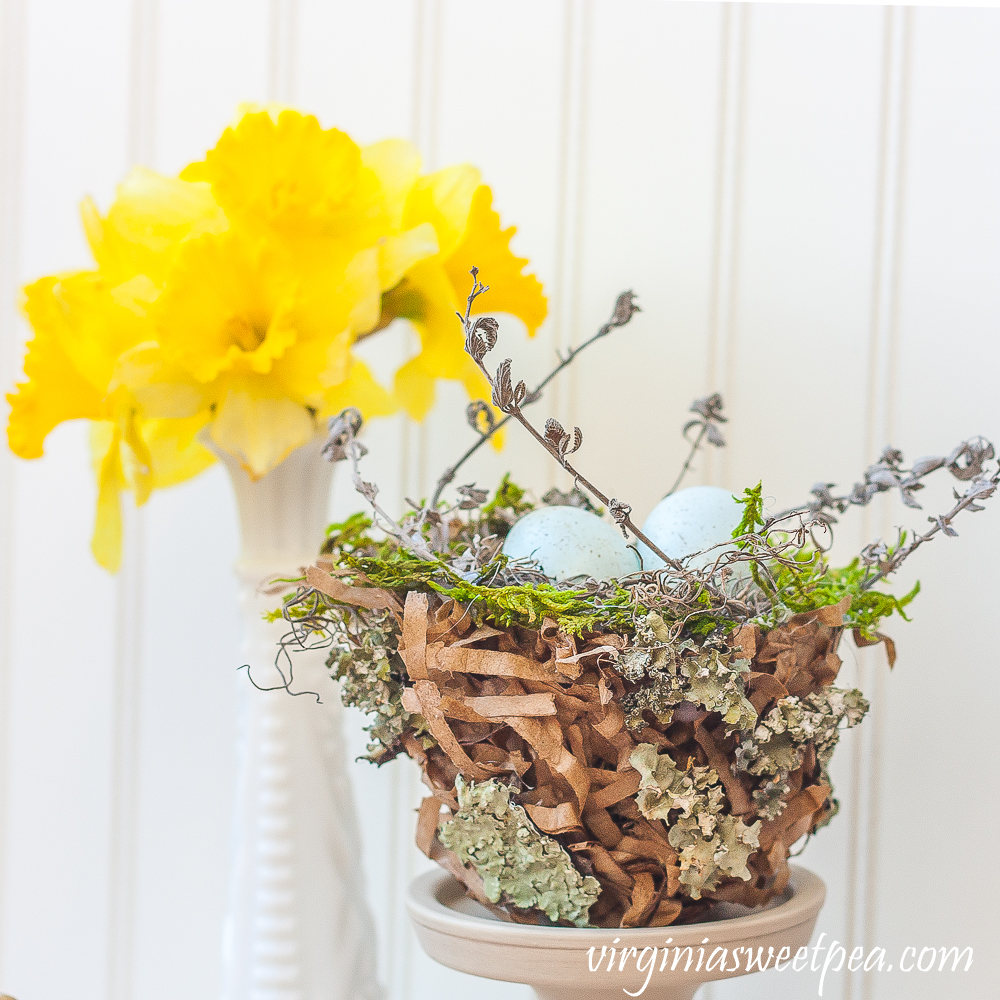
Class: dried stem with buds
457,268,718,586
769,437,1000,589
431,284,643,508
665,393,728,496
323,408,435,561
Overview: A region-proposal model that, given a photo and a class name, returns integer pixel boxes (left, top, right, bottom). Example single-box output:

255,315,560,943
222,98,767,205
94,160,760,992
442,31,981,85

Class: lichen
736,686,869,818
630,744,761,899
326,607,430,760
619,613,757,732
437,777,601,926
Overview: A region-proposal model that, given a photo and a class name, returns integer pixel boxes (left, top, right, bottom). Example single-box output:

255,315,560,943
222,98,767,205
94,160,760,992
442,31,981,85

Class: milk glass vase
215,434,381,1000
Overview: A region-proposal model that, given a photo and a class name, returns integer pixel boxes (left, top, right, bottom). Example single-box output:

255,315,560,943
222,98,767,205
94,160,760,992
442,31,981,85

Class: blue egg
503,506,640,582
637,486,744,572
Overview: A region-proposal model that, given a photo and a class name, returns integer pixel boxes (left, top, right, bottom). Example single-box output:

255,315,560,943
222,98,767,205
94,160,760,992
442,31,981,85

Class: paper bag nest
308,565,866,929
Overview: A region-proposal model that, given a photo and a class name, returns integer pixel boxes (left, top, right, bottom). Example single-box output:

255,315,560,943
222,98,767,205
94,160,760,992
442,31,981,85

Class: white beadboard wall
0,3,998,999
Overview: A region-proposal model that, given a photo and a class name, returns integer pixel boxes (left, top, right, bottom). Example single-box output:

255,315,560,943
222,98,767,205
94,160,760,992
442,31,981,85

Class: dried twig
665,393,727,496
322,408,435,560
769,437,999,588
777,438,996,525
457,269,740,609
859,465,999,589
430,287,641,508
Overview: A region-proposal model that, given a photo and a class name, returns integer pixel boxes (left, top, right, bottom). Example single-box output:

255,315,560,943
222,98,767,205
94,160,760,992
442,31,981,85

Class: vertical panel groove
844,9,913,1000
700,11,748,996
549,0,591,491
268,0,300,105
0,0,27,981
389,8,444,998
861,11,913,1000
564,0,592,434
844,13,894,997
704,2,748,490
107,3,158,998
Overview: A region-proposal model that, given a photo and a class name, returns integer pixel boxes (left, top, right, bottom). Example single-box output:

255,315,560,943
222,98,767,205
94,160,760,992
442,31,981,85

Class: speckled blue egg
637,485,745,572
502,506,641,582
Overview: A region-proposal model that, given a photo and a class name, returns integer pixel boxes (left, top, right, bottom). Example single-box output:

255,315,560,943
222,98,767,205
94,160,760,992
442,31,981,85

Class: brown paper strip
524,801,581,834
620,872,656,927
616,834,678,870
413,680,491,781
853,627,897,667
305,565,403,613
416,796,445,857
401,687,421,715
467,693,557,718
588,769,640,810
450,625,506,648
432,645,561,682
400,591,430,680
694,723,752,815
815,595,851,626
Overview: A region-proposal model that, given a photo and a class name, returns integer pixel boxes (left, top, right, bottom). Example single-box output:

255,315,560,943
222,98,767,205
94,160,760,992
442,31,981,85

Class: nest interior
308,566,864,929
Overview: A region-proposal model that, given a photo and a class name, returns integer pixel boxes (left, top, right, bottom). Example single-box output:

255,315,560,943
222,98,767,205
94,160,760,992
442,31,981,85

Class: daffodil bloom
7,108,546,571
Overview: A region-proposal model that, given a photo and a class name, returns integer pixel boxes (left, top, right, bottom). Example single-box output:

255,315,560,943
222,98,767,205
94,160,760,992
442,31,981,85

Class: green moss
480,473,535,537
732,481,766,547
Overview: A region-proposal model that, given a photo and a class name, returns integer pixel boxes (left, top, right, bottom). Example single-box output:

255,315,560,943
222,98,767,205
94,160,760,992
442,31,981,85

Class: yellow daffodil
6,108,547,572
383,171,547,420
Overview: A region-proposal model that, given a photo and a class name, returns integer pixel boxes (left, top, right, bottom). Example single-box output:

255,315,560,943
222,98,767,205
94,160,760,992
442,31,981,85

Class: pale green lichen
630,744,762,899
618,613,757,733
326,608,430,760
736,686,869,819
437,777,601,926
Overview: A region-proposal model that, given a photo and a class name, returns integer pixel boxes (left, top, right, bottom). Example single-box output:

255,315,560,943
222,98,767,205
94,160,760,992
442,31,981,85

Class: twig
322,409,435,561
457,268,735,608
775,437,997,526
430,287,642,508
859,466,999,590
665,394,727,497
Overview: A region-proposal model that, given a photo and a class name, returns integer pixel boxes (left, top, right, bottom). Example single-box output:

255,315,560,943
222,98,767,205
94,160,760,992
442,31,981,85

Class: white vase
216,435,382,1000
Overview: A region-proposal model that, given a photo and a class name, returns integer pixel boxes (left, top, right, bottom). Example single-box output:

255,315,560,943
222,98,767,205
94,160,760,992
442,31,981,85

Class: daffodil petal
82,167,227,284
321,357,397,421
182,110,376,240
7,277,107,458
154,230,298,383
143,412,215,490
210,382,317,479
403,164,481,259
19,272,150,398
121,409,154,506
110,341,212,418
443,185,547,335
361,139,421,229
393,356,437,422
377,223,439,292
90,421,125,572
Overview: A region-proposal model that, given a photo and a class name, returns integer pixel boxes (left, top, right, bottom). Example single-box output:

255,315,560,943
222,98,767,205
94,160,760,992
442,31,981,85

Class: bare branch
430,287,641,508
322,409,435,561
665,393,728,496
